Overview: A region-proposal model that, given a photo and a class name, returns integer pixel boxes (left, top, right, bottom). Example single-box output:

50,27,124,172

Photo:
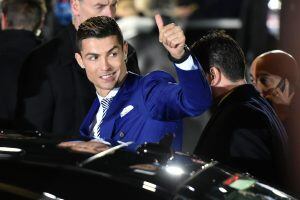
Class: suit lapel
100,73,139,140
80,98,99,137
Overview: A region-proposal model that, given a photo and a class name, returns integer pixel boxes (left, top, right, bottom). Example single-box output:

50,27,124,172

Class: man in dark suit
16,0,140,135
0,0,46,129
69,15,212,151
192,31,288,187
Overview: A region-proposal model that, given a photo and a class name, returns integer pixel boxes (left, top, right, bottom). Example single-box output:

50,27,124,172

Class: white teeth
100,72,114,79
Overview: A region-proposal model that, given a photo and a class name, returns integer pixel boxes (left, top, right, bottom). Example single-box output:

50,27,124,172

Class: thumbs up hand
155,14,186,60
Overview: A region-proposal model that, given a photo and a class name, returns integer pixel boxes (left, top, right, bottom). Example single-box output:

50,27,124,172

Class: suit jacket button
119,131,125,137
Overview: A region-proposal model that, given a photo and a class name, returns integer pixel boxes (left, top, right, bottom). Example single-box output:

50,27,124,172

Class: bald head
251,50,299,86
70,0,118,29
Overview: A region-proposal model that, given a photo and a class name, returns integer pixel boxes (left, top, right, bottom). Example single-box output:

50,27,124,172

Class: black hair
76,16,124,51
191,31,246,81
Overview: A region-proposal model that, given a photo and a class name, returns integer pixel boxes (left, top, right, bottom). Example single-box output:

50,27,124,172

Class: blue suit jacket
80,59,211,151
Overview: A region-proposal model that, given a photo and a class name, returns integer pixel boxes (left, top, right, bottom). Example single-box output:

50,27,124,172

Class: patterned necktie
97,97,113,135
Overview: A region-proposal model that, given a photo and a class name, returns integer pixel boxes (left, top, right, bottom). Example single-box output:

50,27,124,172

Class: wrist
168,45,191,64
171,49,185,60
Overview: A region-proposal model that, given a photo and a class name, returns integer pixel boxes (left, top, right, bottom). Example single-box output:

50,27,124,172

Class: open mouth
99,71,116,80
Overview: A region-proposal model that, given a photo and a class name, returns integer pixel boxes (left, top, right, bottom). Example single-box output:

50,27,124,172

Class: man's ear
75,53,85,69
70,0,80,16
123,41,128,61
209,66,221,86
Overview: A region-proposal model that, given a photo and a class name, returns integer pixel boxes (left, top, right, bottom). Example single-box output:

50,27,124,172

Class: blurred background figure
42,0,72,41
116,0,154,41
116,0,175,76
36,0,280,74
172,0,198,20
251,49,300,197
53,0,72,26
250,50,299,132
0,0,46,130
26,0,283,68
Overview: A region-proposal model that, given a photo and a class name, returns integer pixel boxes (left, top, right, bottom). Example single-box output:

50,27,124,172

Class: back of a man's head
76,16,124,51
1,0,46,32
191,31,246,82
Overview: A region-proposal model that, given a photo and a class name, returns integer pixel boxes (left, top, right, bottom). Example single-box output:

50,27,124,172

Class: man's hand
155,14,186,60
58,141,110,154
267,79,295,106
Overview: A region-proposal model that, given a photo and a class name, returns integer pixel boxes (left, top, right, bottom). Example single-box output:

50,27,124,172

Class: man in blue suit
70,15,211,151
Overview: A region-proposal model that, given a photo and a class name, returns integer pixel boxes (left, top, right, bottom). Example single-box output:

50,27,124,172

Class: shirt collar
96,87,120,102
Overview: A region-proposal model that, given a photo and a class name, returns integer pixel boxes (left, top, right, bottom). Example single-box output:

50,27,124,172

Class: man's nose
100,58,110,71
103,6,114,18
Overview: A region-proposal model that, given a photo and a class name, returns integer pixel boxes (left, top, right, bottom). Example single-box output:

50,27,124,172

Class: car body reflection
0,131,296,200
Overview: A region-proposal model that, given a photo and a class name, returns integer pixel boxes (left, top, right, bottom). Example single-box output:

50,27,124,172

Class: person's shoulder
142,70,175,82
221,85,268,115
26,38,61,62
25,28,73,68
30,26,73,56
35,33,67,53
227,100,275,129
136,71,177,96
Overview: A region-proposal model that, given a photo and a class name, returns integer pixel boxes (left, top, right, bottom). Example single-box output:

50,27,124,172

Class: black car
0,131,296,200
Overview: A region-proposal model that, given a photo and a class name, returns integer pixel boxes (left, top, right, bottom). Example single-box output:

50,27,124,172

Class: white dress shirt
90,87,119,139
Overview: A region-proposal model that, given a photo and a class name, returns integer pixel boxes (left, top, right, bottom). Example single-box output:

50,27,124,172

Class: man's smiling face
76,35,128,97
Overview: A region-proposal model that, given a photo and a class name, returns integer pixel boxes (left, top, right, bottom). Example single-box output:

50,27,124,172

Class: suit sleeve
142,55,212,120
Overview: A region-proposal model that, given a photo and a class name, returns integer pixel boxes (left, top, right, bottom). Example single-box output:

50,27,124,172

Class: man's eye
96,5,105,10
88,56,98,61
249,75,254,84
111,2,117,9
110,52,118,57
259,77,269,85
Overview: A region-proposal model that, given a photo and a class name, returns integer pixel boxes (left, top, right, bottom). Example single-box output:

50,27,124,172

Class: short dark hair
191,31,246,81
1,0,46,32
76,16,124,51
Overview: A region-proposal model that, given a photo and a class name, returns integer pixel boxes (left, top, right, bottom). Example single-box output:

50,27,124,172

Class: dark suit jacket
194,84,288,185
80,62,212,151
0,30,41,129
15,24,140,135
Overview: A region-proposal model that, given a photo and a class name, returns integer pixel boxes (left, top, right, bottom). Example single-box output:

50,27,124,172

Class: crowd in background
0,0,300,197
